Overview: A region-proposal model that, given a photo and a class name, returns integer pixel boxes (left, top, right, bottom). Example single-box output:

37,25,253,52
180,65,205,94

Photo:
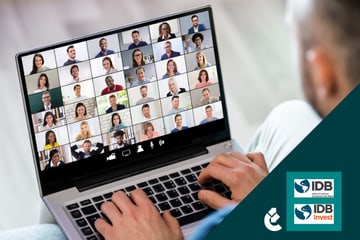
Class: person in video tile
128,30,148,50
140,121,160,141
71,140,104,160
45,148,64,169
95,38,115,58
106,94,126,113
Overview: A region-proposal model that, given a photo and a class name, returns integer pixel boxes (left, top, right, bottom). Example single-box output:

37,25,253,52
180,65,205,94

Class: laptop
16,5,241,239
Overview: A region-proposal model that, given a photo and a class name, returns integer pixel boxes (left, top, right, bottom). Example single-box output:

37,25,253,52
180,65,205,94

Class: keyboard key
177,186,190,195
181,205,193,214
81,227,93,236
169,198,182,208
163,180,176,189
148,178,159,185
189,183,201,191
158,202,171,211
185,174,198,183
155,193,168,202
143,187,154,196
125,185,136,192
81,206,97,215
137,182,148,188
76,218,87,227
148,196,157,204
92,196,104,202
192,202,206,210
181,195,193,204
166,189,179,199
169,172,180,178
152,184,165,193
103,192,113,199
180,169,191,175
170,208,182,218
174,177,186,186
95,202,103,211
191,166,201,172
159,175,169,181
201,163,209,168
66,203,79,210
80,199,91,206
192,192,199,201
70,210,82,219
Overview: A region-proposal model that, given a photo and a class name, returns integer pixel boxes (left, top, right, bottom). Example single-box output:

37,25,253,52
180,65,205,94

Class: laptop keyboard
65,162,231,240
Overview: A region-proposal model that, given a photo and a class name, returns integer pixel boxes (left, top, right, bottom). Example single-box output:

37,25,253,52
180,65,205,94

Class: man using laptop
93,0,360,239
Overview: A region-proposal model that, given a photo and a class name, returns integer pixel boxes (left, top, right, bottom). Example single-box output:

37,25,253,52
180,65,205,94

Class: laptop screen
16,6,230,195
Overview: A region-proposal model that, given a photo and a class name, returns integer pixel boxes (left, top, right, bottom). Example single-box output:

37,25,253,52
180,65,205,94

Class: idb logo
294,204,334,224
312,181,333,191
294,179,334,198
294,179,310,193
295,204,312,220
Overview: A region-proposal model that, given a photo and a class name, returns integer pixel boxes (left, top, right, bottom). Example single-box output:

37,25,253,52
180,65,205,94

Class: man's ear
306,48,337,99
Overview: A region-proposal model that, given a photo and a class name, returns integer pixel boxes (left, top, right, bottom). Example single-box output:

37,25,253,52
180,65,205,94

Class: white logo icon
264,208,282,232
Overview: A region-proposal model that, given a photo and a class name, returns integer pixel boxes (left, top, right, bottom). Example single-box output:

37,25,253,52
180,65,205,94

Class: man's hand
95,189,184,240
198,152,268,209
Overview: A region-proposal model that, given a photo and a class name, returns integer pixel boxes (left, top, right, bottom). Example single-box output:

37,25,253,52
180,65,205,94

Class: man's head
73,84,81,97
70,65,79,79
105,76,115,89
202,88,211,101
142,104,151,118
114,130,125,145
171,96,180,109
174,114,182,127
136,67,145,81
99,38,108,51
83,140,92,153
164,41,172,54
191,15,199,28
140,85,148,98
205,105,213,118
66,45,76,60
42,91,51,106
109,94,117,107
132,30,140,44
289,0,360,118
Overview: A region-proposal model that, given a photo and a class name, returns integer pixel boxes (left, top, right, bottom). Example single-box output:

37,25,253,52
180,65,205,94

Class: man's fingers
111,191,135,214
100,201,122,225
198,163,232,185
162,211,183,238
198,189,234,210
94,218,111,239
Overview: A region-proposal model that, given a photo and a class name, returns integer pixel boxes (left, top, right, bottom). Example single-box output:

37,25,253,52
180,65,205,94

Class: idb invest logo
294,204,334,224
287,172,341,231
294,179,334,198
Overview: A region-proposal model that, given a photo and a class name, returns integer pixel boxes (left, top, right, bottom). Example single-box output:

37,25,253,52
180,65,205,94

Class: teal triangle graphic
205,84,360,239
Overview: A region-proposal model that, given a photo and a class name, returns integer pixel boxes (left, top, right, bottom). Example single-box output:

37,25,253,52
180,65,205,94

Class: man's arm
70,144,81,160
93,142,104,155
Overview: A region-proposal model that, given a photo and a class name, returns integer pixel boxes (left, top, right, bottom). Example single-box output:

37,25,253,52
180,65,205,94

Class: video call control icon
264,207,282,232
